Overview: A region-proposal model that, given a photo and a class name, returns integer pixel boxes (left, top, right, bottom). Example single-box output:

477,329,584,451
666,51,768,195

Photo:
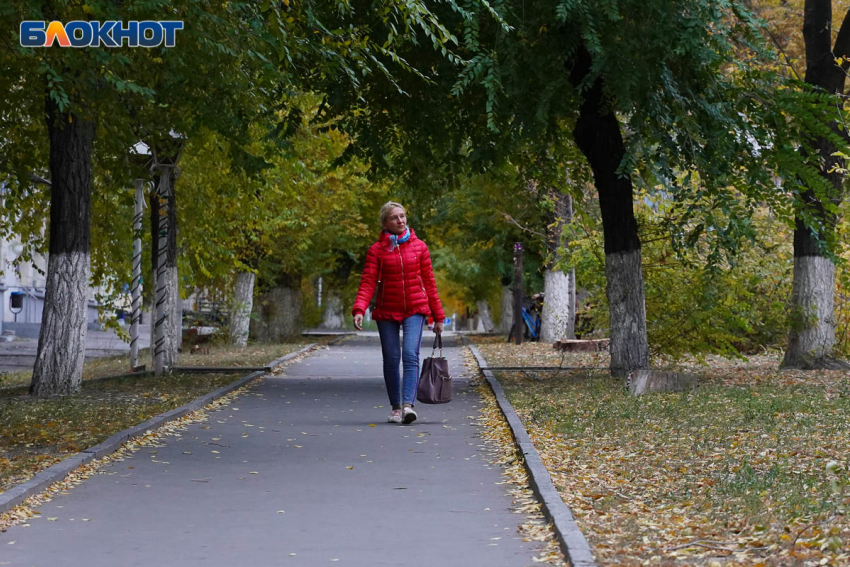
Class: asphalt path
0,334,544,566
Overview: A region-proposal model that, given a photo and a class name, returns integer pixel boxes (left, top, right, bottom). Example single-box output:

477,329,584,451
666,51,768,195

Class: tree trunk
165,183,180,360
321,291,345,329
569,45,650,377
541,190,576,342
229,270,255,347
150,171,179,372
251,272,302,342
476,300,495,332
499,284,513,334
783,0,850,369
567,265,576,340
150,187,160,371
29,100,96,397
541,270,573,342
150,161,181,372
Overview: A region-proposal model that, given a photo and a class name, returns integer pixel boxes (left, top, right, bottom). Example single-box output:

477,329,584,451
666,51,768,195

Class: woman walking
352,202,445,425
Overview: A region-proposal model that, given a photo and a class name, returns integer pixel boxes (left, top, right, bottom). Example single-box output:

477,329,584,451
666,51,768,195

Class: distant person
352,201,445,425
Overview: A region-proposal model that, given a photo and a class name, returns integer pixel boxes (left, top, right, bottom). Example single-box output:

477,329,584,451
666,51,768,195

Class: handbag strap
430,333,443,358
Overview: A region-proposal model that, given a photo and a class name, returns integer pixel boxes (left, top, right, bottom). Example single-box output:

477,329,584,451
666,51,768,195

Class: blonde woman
352,202,445,424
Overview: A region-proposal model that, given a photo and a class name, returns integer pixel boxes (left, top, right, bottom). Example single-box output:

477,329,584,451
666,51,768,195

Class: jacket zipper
418,275,427,297
397,247,406,313
378,259,384,305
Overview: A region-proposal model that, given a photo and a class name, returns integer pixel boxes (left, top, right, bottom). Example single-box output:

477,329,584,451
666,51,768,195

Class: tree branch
499,211,546,239
765,26,803,82
833,8,850,62
29,173,52,186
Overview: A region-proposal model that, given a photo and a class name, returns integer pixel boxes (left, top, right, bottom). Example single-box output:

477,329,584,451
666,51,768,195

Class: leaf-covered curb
460,346,567,566
0,342,320,519
463,338,597,567
0,384,253,531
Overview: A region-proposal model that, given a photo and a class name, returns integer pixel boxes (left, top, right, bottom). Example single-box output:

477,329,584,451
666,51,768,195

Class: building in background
0,179,106,339
0,234,109,339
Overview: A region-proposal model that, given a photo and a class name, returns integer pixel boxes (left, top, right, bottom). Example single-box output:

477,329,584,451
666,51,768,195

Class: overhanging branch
29,173,51,186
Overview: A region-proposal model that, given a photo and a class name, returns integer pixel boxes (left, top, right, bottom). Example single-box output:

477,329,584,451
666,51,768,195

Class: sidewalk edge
0,342,319,514
462,338,597,567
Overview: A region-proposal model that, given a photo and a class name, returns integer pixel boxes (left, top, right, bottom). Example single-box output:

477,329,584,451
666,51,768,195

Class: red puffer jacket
352,229,445,322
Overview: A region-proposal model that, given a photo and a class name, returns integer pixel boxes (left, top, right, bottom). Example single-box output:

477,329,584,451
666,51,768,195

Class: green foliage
320,0,849,269
175,98,384,310
562,190,793,360
1,0,455,308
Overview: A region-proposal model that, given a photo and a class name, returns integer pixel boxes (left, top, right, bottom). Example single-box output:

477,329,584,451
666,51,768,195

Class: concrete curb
0,342,320,515
462,338,597,567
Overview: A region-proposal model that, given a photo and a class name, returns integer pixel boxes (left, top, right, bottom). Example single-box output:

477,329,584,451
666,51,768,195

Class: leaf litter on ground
470,337,850,566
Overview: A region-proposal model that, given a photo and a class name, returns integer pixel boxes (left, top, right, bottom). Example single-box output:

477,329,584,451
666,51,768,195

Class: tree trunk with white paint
30,100,95,397
321,291,345,329
499,285,513,334
782,2,850,370
541,190,577,343
251,273,302,342
783,251,848,369
476,300,495,332
229,270,255,347
150,187,160,371
541,269,574,342
164,186,181,362
570,44,650,376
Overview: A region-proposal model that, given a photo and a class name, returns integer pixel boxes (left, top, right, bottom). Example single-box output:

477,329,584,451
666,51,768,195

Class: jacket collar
379,228,417,244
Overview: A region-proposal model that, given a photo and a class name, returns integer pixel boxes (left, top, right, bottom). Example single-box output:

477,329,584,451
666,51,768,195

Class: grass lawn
472,337,850,566
0,340,321,495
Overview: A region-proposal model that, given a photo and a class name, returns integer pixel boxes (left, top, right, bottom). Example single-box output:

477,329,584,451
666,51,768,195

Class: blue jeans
376,314,426,409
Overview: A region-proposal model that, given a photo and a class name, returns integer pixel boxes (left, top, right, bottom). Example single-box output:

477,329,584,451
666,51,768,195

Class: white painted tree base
476,300,495,332
540,269,574,342
321,292,345,329
783,255,849,369
229,271,255,347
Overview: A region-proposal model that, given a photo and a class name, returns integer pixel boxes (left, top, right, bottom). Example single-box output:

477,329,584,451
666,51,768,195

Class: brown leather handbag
417,334,452,404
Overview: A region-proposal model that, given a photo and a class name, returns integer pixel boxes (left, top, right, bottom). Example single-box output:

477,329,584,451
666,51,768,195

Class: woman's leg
400,314,426,407
376,319,402,409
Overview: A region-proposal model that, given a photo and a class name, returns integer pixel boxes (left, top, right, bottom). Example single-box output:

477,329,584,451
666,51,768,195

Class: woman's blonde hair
379,201,406,226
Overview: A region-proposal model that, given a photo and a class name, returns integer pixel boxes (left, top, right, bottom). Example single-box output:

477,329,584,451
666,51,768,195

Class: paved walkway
1,335,545,566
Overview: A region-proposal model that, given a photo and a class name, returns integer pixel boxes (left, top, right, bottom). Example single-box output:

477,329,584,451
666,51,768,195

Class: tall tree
30,97,97,396
3,0,276,393
782,0,850,369
4,0,453,392
2,2,153,395
320,1,817,375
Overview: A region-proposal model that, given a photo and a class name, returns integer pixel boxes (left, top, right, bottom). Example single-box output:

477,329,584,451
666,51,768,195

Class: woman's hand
354,314,364,331
433,321,444,335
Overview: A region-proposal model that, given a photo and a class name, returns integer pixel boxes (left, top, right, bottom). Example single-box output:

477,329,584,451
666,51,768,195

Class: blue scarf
387,227,411,251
